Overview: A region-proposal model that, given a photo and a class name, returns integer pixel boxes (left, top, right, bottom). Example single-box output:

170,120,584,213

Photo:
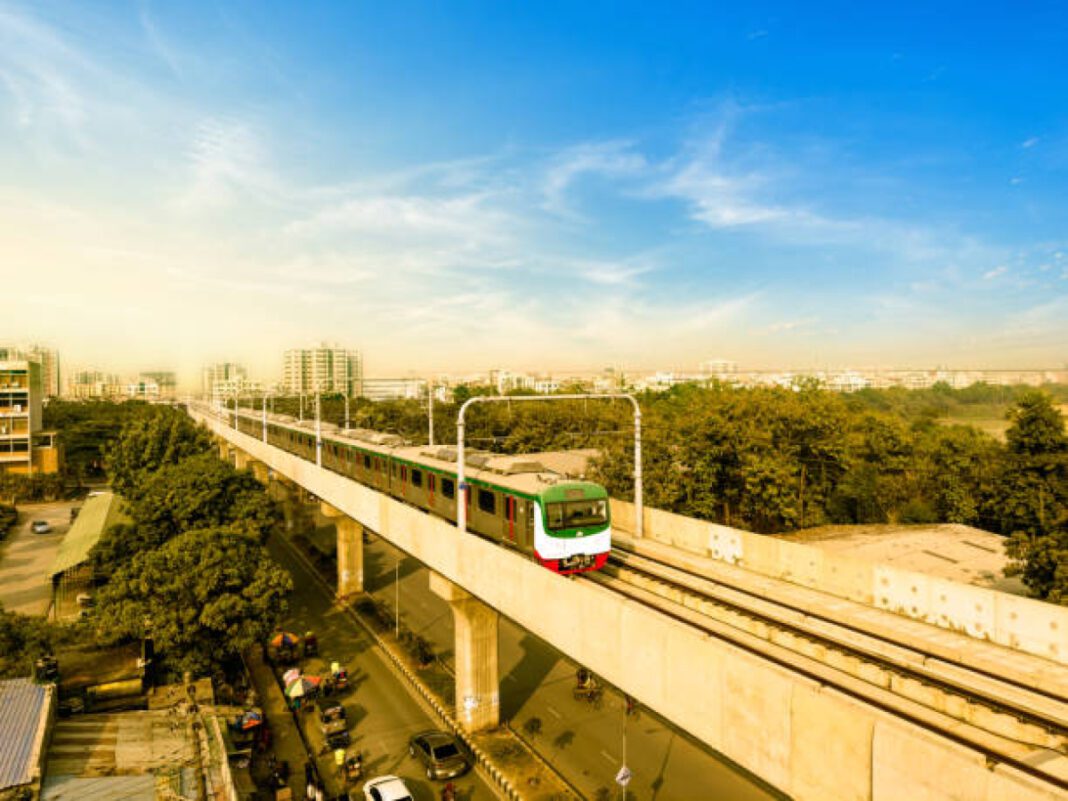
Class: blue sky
1,1,1066,382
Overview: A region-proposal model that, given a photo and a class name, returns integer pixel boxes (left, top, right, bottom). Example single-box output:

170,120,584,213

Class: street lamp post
315,391,322,467
395,559,401,639
262,393,268,442
427,380,434,446
456,393,642,537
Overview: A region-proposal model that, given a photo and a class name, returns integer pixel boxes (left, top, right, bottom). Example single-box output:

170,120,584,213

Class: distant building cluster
691,360,1068,393
0,344,60,397
66,369,177,401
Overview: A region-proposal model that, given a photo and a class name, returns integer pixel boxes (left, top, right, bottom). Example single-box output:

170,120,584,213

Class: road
268,533,498,801
0,501,78,616
362,537,785,801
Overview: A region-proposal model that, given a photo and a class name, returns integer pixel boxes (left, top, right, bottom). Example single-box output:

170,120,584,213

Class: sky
1,1,1067,385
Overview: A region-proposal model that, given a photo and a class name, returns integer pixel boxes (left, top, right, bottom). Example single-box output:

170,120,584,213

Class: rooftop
50,493,129,578
777,523,1026,594
0,677,52,792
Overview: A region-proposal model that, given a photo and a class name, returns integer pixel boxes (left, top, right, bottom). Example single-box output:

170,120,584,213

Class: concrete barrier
198,411,1068,801
611,498,1068,664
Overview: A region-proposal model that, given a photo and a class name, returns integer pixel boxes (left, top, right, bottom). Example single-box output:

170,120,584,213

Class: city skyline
1,2,1066,380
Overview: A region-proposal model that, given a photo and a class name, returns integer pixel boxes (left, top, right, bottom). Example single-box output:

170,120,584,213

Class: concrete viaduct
192,404,1067,801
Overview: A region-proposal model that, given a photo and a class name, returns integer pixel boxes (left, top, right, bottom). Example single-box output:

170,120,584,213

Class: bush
898,498,938,524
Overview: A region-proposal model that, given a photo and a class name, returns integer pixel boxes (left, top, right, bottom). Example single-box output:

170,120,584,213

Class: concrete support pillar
217,441,230,462
250,461,270,485
270,479,299,533
233,450,250,470
429,572,500,731
321,503,364,597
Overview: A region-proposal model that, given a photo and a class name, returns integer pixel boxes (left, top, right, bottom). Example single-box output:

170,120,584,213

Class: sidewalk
246,647,313,799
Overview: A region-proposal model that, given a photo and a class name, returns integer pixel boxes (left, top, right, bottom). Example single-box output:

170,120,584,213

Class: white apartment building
283,344,363,395
361,378,427,402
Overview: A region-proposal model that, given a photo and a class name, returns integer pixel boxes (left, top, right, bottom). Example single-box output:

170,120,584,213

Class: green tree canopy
91,453,280,572
105,406,213,496
95,527,293,674
999,393,1068,601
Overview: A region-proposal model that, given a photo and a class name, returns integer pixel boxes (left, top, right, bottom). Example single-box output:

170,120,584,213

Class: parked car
362,775,413,801
32,520,52,534
408,730,471,780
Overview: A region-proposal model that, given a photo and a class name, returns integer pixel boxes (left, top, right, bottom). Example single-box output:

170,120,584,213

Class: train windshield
546,499,608,531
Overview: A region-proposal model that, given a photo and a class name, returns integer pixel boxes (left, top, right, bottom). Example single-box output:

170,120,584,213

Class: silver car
408,730,471,781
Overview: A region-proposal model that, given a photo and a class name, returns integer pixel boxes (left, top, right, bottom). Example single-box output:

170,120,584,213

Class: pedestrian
305,780,315,800
304,761,314,787
314,783,324,801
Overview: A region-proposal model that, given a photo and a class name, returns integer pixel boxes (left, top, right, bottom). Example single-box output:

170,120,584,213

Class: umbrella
282,668,301,686
234,710,263,730
270,631,300,649
285,675,321,699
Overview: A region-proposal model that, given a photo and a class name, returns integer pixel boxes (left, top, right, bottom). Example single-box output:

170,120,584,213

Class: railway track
585,545,1068,789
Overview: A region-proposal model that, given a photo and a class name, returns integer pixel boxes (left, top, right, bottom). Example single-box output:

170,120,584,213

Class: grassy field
939,404,1068,442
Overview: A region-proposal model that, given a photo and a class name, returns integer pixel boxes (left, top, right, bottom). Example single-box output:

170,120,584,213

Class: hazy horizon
2,2,1066,385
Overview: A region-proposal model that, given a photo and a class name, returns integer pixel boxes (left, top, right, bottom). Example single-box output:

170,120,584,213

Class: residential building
361,377,427,402
0,360,60,475
67,370,124,400
0,344,60,397
201,362,262,400
283,343,363,395
139,371,176,399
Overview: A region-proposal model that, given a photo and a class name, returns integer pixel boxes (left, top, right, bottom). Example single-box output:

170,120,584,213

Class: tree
91,453,280,571
105,406,213,496
43,400,139,484
94,527,293,674
997,394,1068,601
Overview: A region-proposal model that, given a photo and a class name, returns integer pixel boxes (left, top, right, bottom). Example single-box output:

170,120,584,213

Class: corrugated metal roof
50,493,129,577
0,677,49,790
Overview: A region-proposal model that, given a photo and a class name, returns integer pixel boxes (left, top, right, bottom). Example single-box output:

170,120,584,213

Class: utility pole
428,379,434,446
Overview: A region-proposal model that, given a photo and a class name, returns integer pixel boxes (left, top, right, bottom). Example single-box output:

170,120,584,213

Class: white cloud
1022,136,1039,149
983,265,1007,280
542,140,647,216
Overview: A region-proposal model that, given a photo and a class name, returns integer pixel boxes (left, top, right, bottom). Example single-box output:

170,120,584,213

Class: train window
363,454,371,469
411,469,422,488
441,478,455,499
477,489,496,515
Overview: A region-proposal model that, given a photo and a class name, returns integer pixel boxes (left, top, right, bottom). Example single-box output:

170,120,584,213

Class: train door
399,464,407,499
428,473,436,510
505,496,517,546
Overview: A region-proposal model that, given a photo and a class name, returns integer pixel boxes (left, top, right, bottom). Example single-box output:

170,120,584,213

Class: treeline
87,406,293,676
257,382,1067,602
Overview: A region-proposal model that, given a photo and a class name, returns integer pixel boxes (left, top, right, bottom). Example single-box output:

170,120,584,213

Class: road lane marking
546,706,562,719
600,749,616,764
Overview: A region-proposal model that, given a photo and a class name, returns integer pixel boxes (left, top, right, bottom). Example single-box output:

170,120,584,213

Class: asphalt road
0,501,78,616
362,537,786,801
268,534,498,801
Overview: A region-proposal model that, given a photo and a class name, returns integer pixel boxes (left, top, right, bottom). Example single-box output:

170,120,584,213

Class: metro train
227,408,611,574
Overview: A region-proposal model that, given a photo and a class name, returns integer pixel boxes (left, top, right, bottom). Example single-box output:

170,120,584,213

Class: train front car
533,482,611,574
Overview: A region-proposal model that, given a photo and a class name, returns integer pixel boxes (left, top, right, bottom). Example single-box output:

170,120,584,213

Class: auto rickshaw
335,747,363,786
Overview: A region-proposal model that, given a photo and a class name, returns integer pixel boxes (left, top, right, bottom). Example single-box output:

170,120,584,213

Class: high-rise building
0,344,60,397
202,362,263,400
282,344,362,396
140,371,177,400
67,370,124,400
0,359,60,475
202,362,246,397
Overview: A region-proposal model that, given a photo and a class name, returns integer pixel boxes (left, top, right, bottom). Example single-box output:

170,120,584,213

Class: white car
32,520,52,534
363,775,414,801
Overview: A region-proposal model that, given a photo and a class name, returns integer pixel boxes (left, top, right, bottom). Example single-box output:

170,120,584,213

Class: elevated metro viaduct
198,406,1065,801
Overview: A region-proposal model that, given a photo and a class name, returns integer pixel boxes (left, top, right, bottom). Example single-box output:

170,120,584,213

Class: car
31,520,52,534
362,775,413,801
408,730,472,781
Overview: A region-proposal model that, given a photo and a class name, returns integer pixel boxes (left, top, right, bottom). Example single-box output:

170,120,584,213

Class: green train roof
538,481,609,503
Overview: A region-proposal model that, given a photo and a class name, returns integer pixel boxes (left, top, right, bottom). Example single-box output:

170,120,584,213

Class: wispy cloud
542,140,647,216
983,265,1007,280
1021,136,1039,149
139,4,183,78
